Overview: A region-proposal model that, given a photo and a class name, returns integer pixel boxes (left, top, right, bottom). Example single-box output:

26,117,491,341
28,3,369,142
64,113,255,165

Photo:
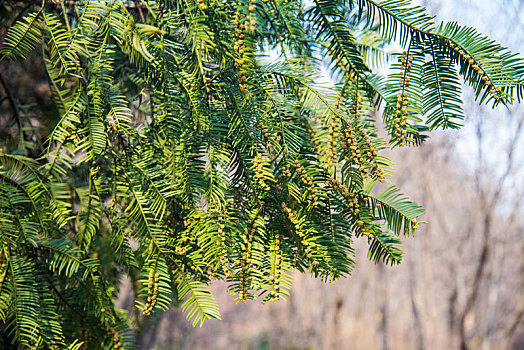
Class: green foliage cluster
0,0,523,348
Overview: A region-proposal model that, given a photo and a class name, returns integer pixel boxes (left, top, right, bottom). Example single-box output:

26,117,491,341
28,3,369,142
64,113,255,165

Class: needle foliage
0,0,523,348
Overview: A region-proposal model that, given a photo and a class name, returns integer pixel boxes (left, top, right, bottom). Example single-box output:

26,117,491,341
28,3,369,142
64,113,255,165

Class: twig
0,71,24,148
134,0,145,22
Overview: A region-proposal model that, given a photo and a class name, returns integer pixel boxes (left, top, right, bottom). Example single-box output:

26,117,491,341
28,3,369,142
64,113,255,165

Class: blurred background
130,1,524,349
2,0,523,349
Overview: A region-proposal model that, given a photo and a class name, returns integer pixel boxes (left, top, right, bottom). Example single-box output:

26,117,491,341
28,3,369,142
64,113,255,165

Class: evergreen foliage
0,0,523,347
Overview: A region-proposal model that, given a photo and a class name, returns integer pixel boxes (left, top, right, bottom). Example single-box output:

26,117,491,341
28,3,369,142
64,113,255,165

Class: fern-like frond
365,184,424,236
367,232,403,265
174,266,221,327
422,39,464,129
0,11,43,62
6,255,42,347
